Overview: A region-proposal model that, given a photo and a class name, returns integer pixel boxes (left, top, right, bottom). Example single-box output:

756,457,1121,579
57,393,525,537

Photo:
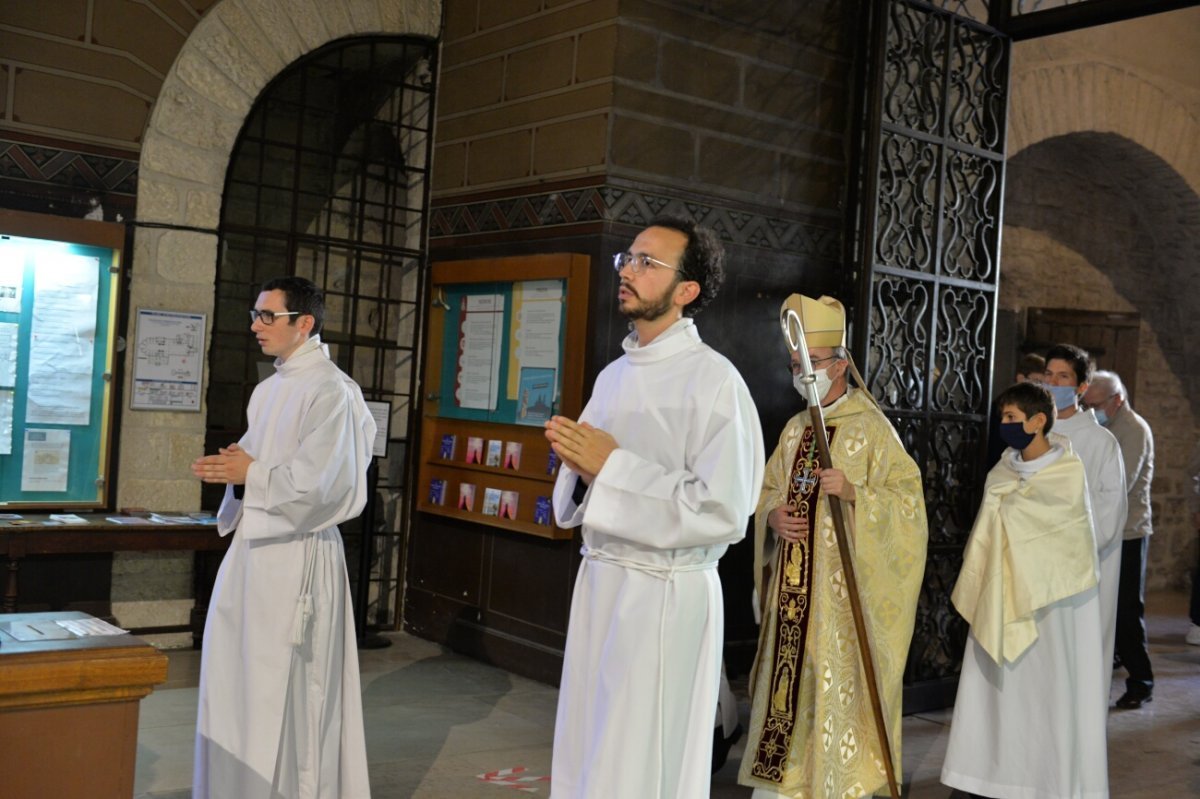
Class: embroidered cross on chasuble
749,422,836,784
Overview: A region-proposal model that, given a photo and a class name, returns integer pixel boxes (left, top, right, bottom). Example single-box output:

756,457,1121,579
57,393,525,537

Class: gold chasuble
740,389,927,798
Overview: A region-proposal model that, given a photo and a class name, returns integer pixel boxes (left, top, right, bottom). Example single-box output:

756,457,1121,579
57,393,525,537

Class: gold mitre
780,294,846,349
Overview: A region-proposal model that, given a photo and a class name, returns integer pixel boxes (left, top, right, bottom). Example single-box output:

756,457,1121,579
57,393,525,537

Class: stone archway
1001,131,1200,590
117,0,441,511
1008,62,1200,197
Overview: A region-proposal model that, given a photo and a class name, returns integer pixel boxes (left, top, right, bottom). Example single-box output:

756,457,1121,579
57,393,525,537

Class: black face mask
998,421,1035,451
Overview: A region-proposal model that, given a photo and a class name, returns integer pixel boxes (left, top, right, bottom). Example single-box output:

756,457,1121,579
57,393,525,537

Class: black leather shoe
711,722,743,773
1115,689,1152,709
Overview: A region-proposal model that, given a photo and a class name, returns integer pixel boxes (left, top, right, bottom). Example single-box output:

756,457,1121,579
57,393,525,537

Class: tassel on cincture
290,593,313,646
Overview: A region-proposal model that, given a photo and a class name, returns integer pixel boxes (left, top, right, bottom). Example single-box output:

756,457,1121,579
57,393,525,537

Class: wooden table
0,611,169,799
0,514,229,643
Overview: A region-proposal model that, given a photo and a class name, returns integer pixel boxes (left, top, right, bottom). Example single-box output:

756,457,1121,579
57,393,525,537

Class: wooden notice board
0,209,123,508
417,254,589,540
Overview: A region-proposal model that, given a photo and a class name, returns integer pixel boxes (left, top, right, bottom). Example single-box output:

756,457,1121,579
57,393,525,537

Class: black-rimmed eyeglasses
249,309,301,325
612,252,681,275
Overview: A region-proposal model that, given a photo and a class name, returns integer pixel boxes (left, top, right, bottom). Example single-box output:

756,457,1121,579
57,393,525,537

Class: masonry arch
1007,62,1200,198
117,0,442,511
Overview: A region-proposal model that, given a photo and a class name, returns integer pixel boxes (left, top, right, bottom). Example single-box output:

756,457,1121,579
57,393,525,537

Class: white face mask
793,367,833,404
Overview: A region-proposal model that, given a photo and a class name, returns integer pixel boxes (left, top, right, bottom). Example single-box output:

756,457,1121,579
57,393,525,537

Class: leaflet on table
26,252,98,426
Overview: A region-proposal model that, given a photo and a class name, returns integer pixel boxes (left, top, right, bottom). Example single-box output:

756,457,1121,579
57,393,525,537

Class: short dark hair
1043,343,1092,386
1016,352,1045,380
647,215,724,317
997,381,1056,435
261,275,325,334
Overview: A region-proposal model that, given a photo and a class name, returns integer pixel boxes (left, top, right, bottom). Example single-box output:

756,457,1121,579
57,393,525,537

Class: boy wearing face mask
740,294,927,799
1041,343,1131,709
942,381,1108,799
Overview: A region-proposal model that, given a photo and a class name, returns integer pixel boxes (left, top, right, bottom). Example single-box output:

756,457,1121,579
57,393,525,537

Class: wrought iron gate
850,0,1010,710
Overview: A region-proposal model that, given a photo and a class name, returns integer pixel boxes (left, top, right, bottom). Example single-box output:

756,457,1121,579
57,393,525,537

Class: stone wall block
439,58,505,115
346,0,383,33
141,136,226,189
744,63,818,123
442,0,616,67
467,130,533,185
406,0,444,38
699,136,779,200
505,37,575,101
660,39,739,107
173,51,253,117
216,1,286,77
117,478,202,514
614,23,658,86
442,0,477,40
433,142,468,191
239,0,307,64
314,1,355,43
119,429,175,479
576,25,617,83
194,23,270,97
157,230,220,285
610,114,693,181
169,431,207,468
186,189,224,230
437,83,612,142
136,180,181,225
533,114,607,175
152,84,241,153
479,0,541,29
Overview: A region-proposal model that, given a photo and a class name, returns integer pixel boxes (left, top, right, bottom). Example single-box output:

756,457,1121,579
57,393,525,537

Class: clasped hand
544,416,617,483
191,443,253,485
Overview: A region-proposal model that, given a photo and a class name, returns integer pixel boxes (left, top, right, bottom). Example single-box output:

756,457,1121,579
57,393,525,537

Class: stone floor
135,591,1200,798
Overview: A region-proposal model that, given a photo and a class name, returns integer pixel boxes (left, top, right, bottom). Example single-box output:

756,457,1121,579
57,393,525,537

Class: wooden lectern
0,611,168,798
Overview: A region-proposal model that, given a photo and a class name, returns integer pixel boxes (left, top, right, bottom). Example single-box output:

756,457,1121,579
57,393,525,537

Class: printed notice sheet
0,389,12,455
21,428,70,492
507,280,562,406
365,400,391,458
0,321,17,387
131,309,206,411
455,294,504,411
0,249,23,315
27,253,98,425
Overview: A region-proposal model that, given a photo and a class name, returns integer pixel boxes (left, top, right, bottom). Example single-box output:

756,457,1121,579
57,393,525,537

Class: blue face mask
1094,408,1110,426
1044,383,1080,410
998,421,1035,451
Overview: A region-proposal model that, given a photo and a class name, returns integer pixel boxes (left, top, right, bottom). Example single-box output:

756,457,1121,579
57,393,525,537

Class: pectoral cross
793,464,817,495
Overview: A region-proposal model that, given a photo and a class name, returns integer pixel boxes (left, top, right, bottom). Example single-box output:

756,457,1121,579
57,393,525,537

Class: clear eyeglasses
249,309,301,325
612,252,681,275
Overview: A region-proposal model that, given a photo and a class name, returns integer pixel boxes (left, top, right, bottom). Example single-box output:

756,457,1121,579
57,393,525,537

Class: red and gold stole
748,422,836,784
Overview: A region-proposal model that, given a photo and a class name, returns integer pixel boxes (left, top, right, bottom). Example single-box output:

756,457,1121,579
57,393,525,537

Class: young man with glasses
191,276,375,799
739,294,926,799
544,216,764,798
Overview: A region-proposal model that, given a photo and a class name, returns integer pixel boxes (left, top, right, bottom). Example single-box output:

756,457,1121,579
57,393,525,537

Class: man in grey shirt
1084,370,1155,708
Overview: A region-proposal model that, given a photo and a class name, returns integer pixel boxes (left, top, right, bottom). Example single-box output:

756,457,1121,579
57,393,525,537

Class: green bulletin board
436,279,566,425
0,210,122,508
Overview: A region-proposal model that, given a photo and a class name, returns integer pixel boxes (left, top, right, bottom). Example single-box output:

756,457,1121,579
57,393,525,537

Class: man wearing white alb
1041,343,1127,703
545,216,764,799
191,276,375,799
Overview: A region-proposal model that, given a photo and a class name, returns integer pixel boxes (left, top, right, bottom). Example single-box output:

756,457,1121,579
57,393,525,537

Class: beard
619,280,676,321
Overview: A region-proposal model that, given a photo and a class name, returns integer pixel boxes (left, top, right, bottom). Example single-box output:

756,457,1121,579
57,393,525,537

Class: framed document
130,309,207,411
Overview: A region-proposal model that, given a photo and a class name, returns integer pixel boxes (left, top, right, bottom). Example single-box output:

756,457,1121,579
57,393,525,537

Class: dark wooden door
1025,307,1141,405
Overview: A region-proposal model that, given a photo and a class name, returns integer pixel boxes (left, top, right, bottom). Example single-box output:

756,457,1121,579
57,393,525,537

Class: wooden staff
781,309,901,799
